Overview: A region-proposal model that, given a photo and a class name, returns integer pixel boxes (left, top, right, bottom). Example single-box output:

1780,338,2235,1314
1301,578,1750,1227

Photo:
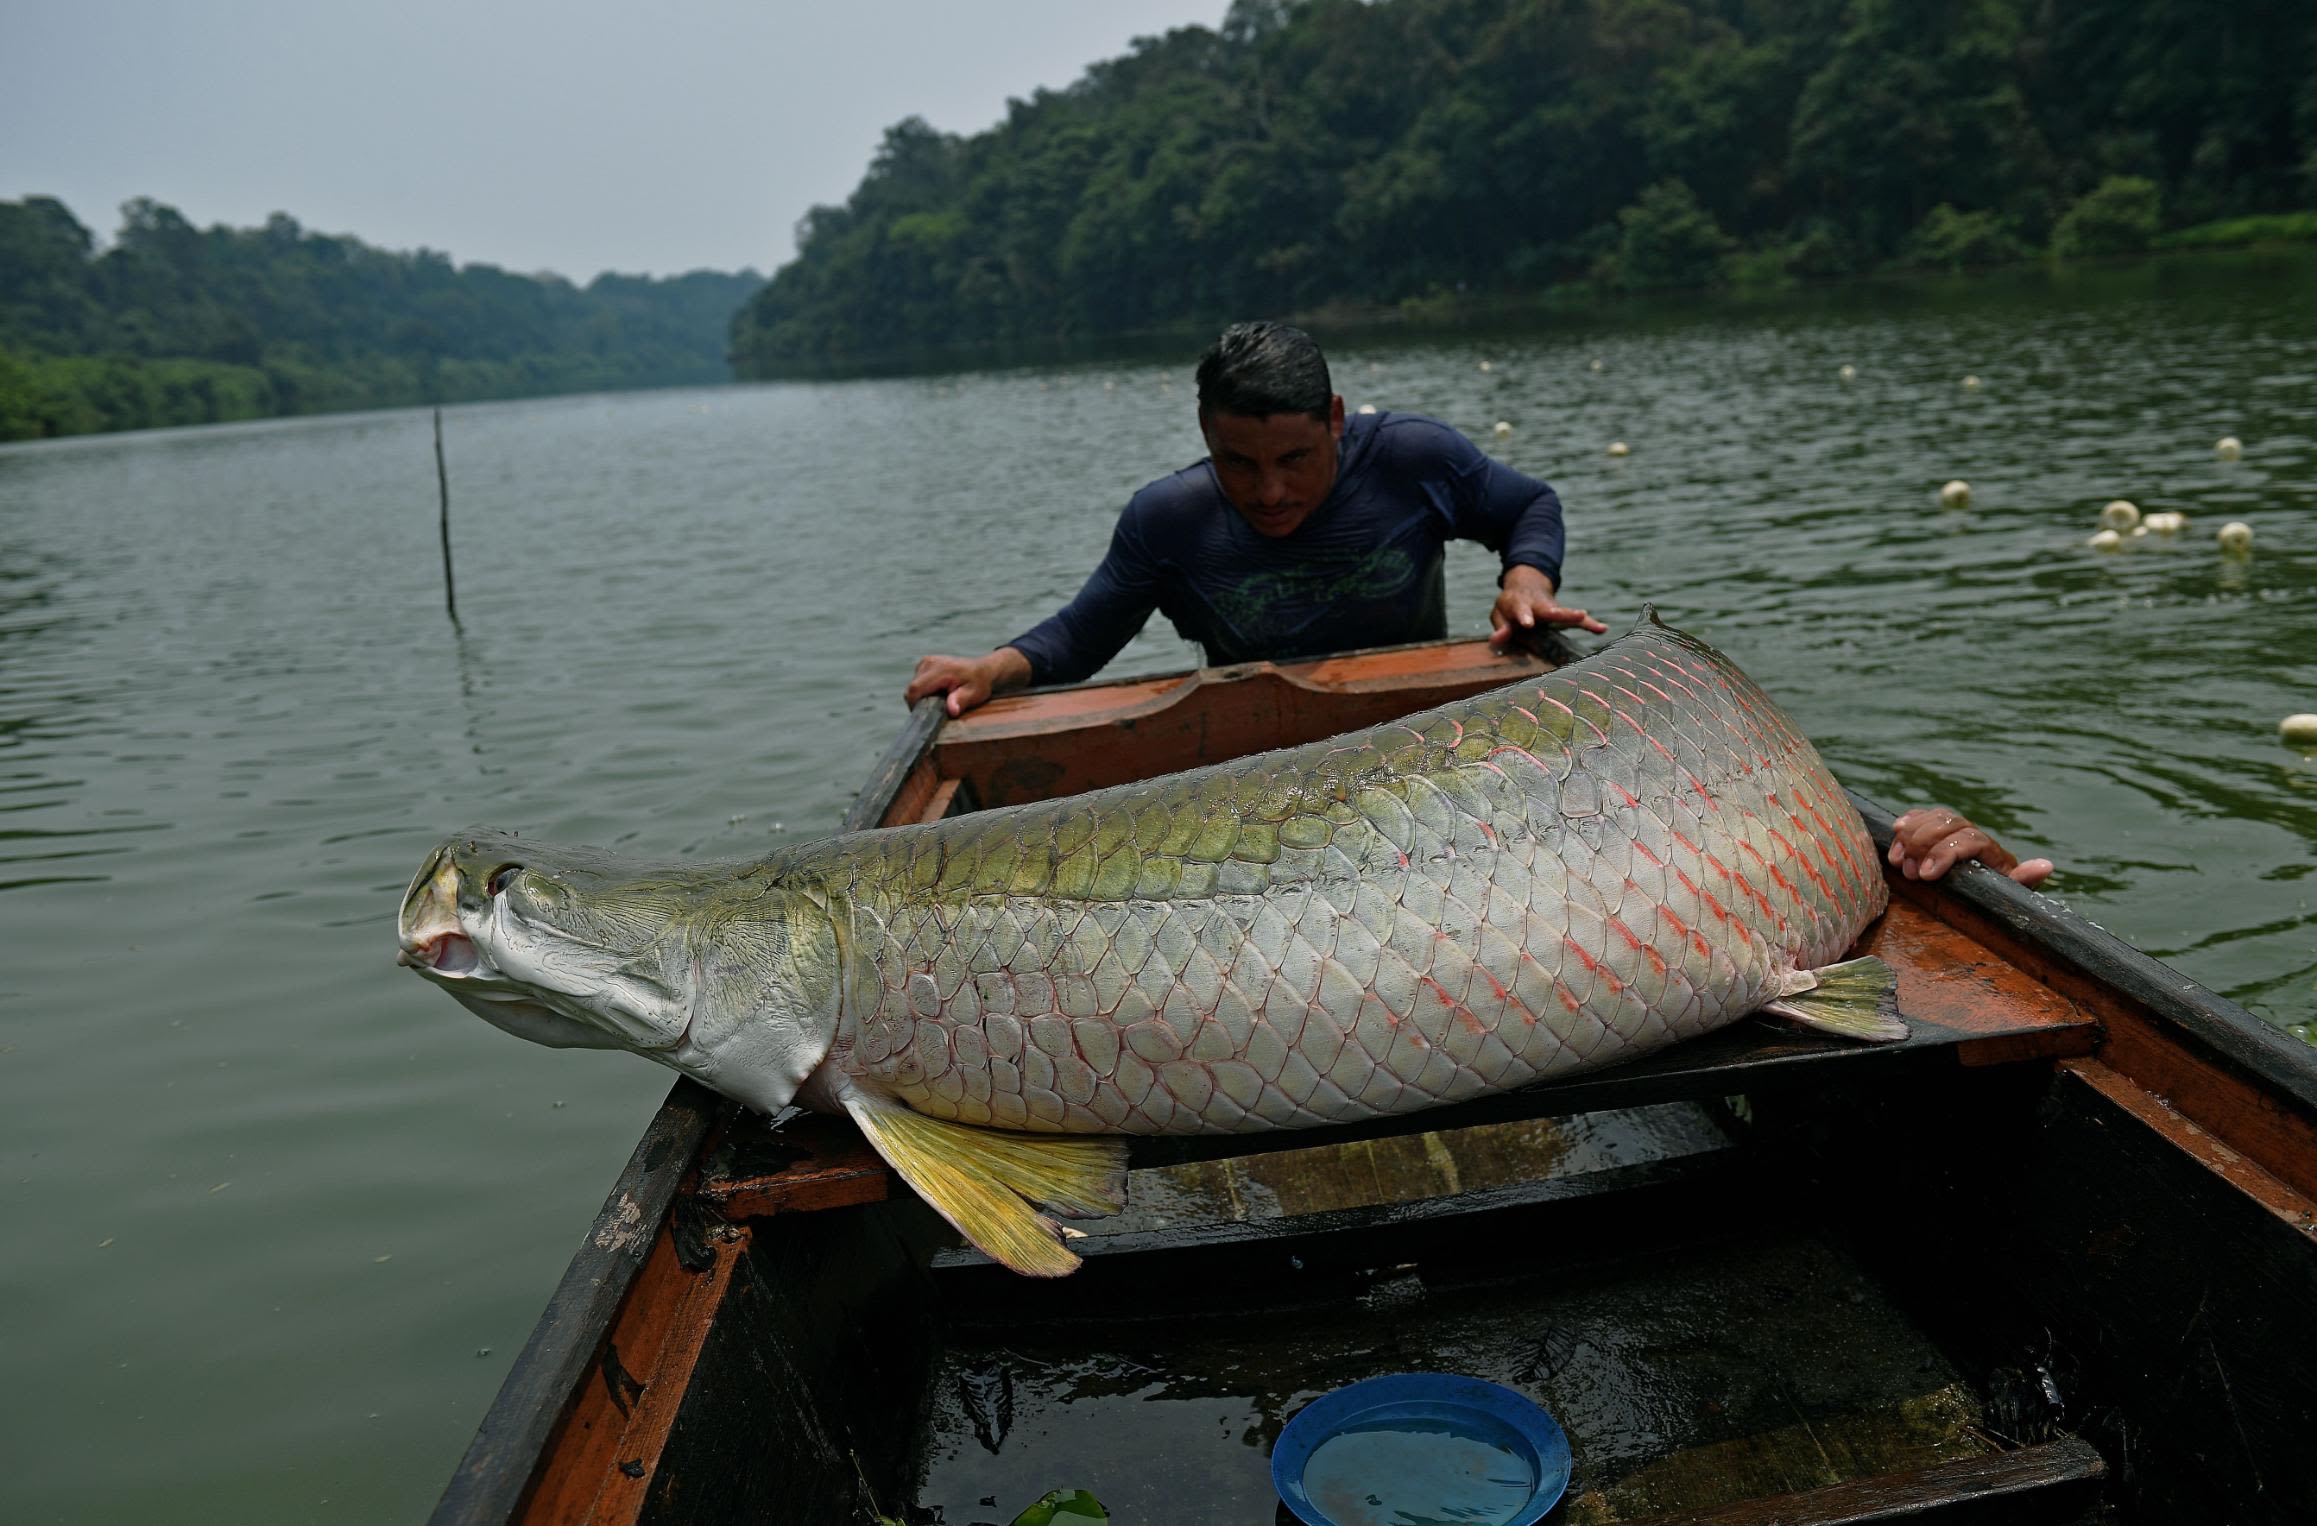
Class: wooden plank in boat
928,1141,1747,1278
1617,1434,2106,1524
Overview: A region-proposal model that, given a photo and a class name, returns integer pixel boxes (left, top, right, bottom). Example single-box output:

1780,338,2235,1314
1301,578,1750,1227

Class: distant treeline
0,196,761,441
731,0,2317,372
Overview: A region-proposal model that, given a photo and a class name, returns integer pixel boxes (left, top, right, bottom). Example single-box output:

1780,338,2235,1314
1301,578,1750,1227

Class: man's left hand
1889,807,2054,889
1490,565,1610,646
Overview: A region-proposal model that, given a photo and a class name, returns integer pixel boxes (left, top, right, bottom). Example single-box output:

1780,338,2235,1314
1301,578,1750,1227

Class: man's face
1200,395,1347,538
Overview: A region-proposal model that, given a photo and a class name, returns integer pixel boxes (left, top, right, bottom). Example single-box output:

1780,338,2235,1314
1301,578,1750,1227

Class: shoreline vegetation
731,0,2317,379
725,235,2317,384
0,196,760,443
8,0,2316,440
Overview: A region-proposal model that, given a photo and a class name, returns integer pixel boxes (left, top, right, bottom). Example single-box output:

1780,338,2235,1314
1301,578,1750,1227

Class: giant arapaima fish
398,613,1902,1274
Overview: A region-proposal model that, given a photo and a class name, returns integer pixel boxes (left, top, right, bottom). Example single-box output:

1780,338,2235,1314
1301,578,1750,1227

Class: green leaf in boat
1009,1488,1109,1525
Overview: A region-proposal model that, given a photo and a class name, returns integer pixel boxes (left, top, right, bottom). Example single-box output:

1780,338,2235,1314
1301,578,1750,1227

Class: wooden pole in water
433,407,458,623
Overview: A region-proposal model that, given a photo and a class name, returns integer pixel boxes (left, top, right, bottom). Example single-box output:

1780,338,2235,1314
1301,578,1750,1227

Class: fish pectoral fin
1761,955,1908,1043
838,1089,1128,1278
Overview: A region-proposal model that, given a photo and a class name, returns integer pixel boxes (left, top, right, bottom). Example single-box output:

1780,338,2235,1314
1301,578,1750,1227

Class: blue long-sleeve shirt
1007,410,1568,683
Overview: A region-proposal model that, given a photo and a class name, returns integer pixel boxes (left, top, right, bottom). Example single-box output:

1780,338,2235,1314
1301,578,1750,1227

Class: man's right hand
905,647,1032,718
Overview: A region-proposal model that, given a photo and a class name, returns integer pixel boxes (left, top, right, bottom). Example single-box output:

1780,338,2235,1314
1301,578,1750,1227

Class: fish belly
835,620,1885,1135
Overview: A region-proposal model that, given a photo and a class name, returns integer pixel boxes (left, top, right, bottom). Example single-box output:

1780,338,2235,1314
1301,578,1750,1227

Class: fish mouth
399,930,479,975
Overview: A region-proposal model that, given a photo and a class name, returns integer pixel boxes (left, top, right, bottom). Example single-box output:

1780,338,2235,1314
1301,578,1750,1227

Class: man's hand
1490,565,1610,647
904,647,1033,718
1889,807,2054,889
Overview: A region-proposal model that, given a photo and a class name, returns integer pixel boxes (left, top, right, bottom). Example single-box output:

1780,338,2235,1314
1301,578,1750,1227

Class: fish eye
486,864,523,897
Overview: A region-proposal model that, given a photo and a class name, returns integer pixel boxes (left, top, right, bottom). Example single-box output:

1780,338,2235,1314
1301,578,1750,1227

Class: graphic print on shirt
1209,543,1419,643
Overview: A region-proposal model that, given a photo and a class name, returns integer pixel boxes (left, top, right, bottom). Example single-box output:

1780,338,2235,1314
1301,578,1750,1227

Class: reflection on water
1,252,2314,1521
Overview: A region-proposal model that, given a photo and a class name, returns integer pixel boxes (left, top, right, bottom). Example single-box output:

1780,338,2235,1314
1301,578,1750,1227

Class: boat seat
1620,1435,2106,1524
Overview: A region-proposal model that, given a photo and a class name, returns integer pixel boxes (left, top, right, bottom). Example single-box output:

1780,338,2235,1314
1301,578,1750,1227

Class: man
905,321,2053,889
906,320,1605,717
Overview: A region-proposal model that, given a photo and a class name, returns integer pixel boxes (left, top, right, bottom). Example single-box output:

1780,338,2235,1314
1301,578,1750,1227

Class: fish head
397,829,842,1112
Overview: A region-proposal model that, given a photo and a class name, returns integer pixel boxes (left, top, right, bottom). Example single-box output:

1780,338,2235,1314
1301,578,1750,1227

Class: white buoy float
1356,403,1377,415
1478,360,1494,373
1589,358,1605,372
1838,364,1857,382
2088,529,2122,551
1607,441,1630,457
2218,521,2254,553
1961,375,1982,390
2142,511,2186,534
2216,436,2243,462
2099,499,2140,531
1492,420,1513,439
1940,480,1972,509
2281,715,2317,748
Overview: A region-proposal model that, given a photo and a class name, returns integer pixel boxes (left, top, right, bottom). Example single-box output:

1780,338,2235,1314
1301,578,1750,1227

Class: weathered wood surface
2002,1066,2317,1523
515,1231,745,1526
1849,790,2317,1164
843,694,946,832
929,1144,1744,1283
1617,1436,2105,1525
935,637,1551,805
430,1083,726,1526
2061,1056,2317,1241
639,1206,934,1526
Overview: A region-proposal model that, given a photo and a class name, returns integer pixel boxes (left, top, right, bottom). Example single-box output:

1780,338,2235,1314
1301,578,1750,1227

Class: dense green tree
1595,180,1737,290
732,0,2316,373
0,196,761,439
2052,176,2162,259
1899,204,2030,270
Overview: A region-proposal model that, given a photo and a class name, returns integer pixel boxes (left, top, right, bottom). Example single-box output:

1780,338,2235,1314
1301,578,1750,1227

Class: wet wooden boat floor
917,1201,1991,1523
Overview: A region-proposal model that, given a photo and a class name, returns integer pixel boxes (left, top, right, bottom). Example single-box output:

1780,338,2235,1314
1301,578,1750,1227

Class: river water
3,252,2313,1522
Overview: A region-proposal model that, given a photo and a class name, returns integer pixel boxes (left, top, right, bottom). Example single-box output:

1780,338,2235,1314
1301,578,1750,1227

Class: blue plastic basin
1271,1372,1572,1526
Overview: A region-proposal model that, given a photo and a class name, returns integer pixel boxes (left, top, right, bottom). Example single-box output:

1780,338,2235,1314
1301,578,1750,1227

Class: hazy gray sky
0,1,1228,280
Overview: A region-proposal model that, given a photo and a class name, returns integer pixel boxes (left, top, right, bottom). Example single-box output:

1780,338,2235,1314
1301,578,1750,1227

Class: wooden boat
430,637,2317,1526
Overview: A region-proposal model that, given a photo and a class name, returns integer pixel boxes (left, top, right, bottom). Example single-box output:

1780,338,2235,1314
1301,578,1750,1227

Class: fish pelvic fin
838,1087,1128,1278
1761,956,1908,1043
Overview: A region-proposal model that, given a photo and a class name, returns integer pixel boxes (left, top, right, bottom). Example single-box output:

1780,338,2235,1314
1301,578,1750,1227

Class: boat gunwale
1843,788,2317,1114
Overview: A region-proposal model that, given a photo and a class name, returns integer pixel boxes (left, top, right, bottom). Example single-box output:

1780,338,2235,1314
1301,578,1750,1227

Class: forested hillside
732,0,2317,372
0,196,761,440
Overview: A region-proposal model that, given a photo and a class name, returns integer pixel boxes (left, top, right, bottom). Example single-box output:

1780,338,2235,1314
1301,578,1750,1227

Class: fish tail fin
838,1087,1127,1278
1762,956,1907,1043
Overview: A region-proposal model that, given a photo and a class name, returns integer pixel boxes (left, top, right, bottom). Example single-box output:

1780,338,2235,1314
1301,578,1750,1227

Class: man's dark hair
1195,321,1332,420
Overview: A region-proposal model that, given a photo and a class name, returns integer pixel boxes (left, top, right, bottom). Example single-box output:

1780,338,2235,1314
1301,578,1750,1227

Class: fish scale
401,614,1904,1275
807,616,1884,1135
